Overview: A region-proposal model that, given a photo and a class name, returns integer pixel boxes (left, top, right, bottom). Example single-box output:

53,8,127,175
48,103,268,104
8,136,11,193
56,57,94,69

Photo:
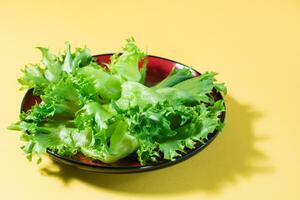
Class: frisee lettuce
8,38,226,165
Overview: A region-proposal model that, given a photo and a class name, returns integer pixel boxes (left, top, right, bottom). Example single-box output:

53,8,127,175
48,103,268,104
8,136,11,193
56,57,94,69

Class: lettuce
9,38,226,165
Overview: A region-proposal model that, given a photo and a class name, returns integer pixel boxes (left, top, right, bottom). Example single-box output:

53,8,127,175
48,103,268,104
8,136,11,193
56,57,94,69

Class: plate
21,54,226,173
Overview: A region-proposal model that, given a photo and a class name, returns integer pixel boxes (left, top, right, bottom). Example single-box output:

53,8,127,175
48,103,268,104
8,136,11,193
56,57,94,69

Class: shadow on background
41,96,271,194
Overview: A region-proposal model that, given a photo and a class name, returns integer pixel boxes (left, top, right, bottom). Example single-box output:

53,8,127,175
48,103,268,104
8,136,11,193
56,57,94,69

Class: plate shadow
41,95,271,194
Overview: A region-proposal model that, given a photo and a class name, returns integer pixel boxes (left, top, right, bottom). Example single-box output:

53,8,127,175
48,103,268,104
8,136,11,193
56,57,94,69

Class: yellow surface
0,0,300,199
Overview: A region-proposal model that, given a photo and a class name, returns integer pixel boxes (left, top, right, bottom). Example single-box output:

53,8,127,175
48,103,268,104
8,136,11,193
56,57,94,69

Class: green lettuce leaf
74,64,122,101
109,37,146,82
18,64,48,94
36,47,62,82
152,67,194,89
81,120,139,163
117,81,162,109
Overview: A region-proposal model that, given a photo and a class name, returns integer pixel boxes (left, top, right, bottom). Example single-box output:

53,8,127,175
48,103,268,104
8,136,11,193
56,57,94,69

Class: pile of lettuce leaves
9,38,227,165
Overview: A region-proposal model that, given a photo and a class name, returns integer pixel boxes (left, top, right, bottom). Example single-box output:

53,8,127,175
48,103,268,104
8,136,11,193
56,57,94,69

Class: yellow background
1,0,300,199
